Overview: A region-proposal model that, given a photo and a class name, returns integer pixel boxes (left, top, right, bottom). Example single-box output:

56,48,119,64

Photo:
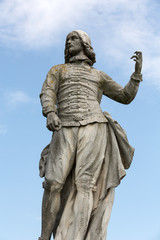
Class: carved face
66,32,83,57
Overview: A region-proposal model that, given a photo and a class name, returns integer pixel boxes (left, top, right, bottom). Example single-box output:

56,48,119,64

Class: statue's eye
72,36,78,40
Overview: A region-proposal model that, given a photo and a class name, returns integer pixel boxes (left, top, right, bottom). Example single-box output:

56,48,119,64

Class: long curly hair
64,32,96,66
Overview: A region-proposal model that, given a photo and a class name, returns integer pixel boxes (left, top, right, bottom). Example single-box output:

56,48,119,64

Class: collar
68,55,92,66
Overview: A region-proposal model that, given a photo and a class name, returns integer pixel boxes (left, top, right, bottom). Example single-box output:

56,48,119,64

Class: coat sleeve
40,65,60,117
100,71,142,104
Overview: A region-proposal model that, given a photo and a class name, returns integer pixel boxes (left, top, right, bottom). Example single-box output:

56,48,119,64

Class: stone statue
38,30,142,240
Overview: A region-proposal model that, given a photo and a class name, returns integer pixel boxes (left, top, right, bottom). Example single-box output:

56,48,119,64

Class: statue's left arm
101,51,143,104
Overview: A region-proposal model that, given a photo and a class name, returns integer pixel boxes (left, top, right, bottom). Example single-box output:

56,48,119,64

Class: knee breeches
43,123,108,193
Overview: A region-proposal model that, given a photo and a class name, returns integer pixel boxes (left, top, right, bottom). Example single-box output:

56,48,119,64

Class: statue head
65,30,96,66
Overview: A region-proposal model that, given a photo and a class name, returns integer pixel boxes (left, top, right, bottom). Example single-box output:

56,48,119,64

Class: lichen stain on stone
52,66,58,72
61,64,68,72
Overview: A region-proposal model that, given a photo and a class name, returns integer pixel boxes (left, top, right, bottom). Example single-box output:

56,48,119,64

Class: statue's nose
67,38,72,43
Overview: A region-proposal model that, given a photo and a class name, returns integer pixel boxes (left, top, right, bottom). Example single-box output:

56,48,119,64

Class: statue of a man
38,30,142,240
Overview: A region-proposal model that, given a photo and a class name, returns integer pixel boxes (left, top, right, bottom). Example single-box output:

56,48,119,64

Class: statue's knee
75,179,95,193
42,179,63,192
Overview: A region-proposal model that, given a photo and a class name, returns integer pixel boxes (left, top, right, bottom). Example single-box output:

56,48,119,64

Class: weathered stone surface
38,30,142,240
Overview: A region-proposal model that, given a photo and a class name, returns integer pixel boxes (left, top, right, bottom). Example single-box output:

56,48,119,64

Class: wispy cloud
10,90,31,103
0,124,7,135
0,0,160,87
0,0,158,49
7,90,31,106
1,90,37,110
0,0,94,47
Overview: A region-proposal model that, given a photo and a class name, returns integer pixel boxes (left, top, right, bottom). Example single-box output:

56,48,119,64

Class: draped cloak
39,111,134,240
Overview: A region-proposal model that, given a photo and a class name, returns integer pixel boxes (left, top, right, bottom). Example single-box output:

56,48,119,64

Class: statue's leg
40,181,62,240
39,127,78,240
73,183,93,240
73,123,108,240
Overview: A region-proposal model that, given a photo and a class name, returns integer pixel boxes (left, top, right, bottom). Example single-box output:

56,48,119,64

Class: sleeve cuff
42,108,57,117
131,73,143,82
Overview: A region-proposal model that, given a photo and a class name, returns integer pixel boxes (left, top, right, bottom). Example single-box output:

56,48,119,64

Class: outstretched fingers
134,51,142,56
131,51,143,74
131,51,142,60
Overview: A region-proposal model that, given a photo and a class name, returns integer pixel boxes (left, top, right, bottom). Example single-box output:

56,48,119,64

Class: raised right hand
46,112,61,131
130,51,143,74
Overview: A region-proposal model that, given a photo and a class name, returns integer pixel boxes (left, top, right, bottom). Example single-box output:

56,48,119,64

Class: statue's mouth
67,43,74,49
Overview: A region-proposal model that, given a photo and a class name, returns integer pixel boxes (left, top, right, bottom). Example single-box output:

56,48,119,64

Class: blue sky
0,0,160,240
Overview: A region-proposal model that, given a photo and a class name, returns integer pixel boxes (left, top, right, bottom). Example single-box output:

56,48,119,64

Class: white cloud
0,0,156,48
0,0,94,47
0,0,160,87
